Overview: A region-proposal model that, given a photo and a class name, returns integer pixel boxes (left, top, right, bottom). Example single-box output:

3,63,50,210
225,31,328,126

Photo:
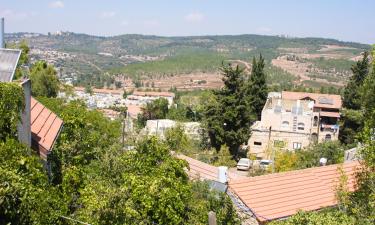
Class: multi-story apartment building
248,91,342,159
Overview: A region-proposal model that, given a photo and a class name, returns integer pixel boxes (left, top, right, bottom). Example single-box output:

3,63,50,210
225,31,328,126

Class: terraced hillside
6,32,370,90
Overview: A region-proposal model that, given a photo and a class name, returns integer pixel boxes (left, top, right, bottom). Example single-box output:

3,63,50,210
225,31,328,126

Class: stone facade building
248,91,342,159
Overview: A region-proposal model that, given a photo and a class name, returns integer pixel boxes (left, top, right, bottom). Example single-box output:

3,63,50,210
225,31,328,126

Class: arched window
313,116,318,127
281,121,289,129
297,122,305,130
325,134,332,141
311,133,318,143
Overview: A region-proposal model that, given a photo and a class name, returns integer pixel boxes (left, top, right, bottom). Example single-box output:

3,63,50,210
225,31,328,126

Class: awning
320,111,340,118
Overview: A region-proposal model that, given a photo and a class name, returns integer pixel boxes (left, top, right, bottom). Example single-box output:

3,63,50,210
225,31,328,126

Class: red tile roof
126,104,142,119
229,161,359,223
133,91,175,98
31,97,63,160
74,87,124,95
282,91,342,109
177,154,238,181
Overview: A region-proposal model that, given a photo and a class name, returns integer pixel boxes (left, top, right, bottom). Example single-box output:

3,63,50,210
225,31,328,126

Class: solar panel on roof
318,97,334,105
0,48,21,82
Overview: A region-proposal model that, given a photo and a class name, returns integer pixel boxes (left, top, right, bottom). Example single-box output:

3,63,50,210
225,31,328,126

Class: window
325,134,332,141
281,121,289,129
254,141,262,146
297,122,305,130
293,142,302,150
313,116,318,127
311,133,318,143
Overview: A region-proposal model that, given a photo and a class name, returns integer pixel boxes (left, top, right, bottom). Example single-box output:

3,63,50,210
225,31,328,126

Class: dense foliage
340,52,370,144
29,61,60,98
269,210,355,225
1,89,239,224
203,55,268,157
203,63,255,156
0,83,24,141
273,141,345,172
248,55,268,119
137,98,169,128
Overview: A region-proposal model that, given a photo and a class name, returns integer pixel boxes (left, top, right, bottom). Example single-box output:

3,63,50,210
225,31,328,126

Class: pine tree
343,51,370,110
203,63,256,156
248,54,268,120
340,52,370,144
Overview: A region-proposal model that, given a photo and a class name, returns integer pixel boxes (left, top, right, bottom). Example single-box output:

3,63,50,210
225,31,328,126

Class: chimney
0,18,4,48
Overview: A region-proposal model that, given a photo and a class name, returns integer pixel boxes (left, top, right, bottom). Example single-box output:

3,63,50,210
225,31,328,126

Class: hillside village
0,5,375,225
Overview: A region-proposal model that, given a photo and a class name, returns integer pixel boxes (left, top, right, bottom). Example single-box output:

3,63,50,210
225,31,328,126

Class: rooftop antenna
0,17,4,48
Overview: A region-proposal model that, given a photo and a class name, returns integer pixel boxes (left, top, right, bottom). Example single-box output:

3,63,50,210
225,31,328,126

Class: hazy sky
1,0,374,44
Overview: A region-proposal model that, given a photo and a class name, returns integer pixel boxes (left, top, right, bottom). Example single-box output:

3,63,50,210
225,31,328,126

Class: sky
0,0,374,44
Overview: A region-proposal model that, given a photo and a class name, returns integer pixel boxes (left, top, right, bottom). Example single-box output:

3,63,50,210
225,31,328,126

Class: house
1,42,63,162
143,119,201,139
248,91,342,158
228,161,359,224
30,97,63,160
125,91,175,107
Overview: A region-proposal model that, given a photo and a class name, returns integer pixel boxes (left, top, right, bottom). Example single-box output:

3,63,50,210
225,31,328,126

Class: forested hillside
7,32,371,90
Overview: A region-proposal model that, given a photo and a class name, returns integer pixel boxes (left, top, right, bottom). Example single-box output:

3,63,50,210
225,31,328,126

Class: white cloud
0,9,36,20
257,27,272,33
49,1,64,9
100,11,116,19
185,12,204,23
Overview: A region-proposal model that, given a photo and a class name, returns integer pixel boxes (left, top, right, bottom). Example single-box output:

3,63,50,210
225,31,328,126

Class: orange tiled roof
31,97,63,160
282,91,342,109
177,154,238,181
74,87,124,95
133,91,175,98
126,104,142,119
229,161,359,222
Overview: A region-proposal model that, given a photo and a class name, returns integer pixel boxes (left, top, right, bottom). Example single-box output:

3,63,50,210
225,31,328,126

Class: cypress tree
248,54,268,120
203,63,256,157
343,51,370,110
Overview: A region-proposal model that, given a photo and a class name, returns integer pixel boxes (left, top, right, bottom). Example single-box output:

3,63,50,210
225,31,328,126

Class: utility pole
208,211,217,225
121,109,126,149
268,126,275,173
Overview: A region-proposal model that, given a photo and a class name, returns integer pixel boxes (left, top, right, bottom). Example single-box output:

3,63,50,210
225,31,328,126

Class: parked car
259,160,273,170
237,158,252,171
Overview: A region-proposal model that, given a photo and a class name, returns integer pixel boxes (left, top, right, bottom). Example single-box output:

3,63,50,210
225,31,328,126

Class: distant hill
6,32,371,90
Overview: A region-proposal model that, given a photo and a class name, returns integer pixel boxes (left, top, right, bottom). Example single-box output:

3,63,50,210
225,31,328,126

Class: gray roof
0,48,21,82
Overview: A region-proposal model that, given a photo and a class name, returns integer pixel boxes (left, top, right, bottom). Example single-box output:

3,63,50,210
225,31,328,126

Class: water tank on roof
319,158,327,166
218,166,228,183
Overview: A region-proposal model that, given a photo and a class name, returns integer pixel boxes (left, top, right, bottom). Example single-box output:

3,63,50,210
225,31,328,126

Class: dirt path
228,60,251,70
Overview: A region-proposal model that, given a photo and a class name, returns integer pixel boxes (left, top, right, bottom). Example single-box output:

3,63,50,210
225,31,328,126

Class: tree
343,51,370,110
343,48,375,225
137,98,169,128
248,54,268,119
0,84,66,224
361,47,375,116
0,139,67,224
203,63,256,156
29,61,60,98
0,83,24,141
164,124,189,151
269,210,355,225
7,40,30,80
37,97,121,167
340,52,370,145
